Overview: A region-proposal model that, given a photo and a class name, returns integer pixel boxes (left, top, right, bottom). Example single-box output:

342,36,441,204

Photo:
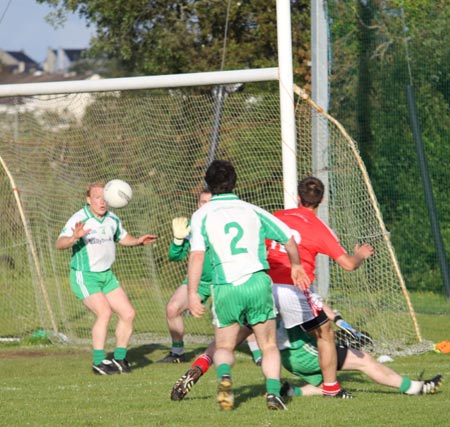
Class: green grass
409,290,450,315
0,294,449,427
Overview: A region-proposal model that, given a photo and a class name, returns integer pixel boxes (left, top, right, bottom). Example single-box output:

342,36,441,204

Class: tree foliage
38,0,310,85
328,0,450,293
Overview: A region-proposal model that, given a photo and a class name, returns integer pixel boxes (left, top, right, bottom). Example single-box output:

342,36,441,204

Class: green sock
93,349,105,366
114,347,127,361
399,376,412,393
252,349,262,362
293,386,303,396
217,363,231,379
266,378,281,396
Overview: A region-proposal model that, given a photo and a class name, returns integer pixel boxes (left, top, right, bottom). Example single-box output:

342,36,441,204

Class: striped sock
192,353,212,373
322,381,341,396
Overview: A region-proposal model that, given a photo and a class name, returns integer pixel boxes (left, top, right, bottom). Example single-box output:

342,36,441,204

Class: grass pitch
0,292,449,427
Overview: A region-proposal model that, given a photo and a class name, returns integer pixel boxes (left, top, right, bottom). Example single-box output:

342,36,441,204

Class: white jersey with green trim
59,205,128,272
190,193,293,285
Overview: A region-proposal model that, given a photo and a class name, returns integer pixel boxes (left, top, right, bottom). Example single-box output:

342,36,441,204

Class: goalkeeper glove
172,217,190,245
334,315,362,340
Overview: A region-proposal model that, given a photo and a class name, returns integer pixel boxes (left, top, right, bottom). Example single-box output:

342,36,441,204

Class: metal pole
206,86,226,167
311,0,331,297
406,85,450,298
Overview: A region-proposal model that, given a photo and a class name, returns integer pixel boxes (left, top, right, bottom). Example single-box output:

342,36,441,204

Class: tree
328,0,450,293
38,0,311,84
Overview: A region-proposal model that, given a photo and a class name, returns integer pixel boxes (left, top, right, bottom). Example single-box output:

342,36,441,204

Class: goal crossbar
0,68,279,97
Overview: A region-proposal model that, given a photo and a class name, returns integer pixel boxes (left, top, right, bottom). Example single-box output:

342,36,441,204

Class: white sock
171,347,184,355
405,380,423,395
247,341,259,352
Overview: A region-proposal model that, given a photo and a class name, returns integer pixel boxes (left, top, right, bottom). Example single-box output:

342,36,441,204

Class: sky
0,0,94,64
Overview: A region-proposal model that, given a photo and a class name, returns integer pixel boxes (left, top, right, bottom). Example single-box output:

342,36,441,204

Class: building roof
5,50,38,65
63,49,86,62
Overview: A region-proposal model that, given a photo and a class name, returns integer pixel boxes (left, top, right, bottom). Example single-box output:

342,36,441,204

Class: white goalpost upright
276,0,298,209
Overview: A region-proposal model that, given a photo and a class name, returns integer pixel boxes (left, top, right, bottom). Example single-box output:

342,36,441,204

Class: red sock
192,353,212,374
322,381,341,396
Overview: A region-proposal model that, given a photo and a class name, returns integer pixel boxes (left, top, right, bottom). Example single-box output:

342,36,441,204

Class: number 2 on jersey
224,222,248,255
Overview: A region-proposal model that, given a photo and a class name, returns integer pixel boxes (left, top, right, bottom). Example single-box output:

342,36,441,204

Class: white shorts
272,283,323,329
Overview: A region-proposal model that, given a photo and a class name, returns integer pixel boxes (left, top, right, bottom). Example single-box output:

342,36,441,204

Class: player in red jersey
267,176,373,398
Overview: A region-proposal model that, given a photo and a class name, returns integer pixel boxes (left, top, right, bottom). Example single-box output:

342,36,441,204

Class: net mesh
0,85,429,354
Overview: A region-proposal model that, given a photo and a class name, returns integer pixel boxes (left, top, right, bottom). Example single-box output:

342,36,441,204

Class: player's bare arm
56,221,91,250
187,250,206,318
119,234,158,246
336,243,374,271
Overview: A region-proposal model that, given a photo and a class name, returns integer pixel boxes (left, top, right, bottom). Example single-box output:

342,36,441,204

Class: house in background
0,49,39,73
42,48,87,74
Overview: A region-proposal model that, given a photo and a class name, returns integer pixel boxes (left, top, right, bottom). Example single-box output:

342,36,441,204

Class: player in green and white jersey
187,160,310,411
57,183,157,375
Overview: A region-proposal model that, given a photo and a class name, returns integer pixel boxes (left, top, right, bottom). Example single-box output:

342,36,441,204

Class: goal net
0,75,428,355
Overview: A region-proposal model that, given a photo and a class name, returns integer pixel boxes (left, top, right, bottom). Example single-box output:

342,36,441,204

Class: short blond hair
86,183,105,197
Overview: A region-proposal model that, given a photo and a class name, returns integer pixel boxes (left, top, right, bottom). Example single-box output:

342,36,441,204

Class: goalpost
0,68,428,355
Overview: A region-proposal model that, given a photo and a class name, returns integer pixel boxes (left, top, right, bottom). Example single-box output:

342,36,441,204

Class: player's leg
105,286,136,372
252,320,280,384
171,326,253,401
342,347,402,388
246,332,262,365
72,269,119,375
303,313,352,397
253,320,287,410
279,326,329,399
158,285,188,363
171,340,215,400
341,347,442,394
245,275,286,409
83,292,113,349
214,323,239,410
82,292,118,374
105,286,135,347
274,284,347,398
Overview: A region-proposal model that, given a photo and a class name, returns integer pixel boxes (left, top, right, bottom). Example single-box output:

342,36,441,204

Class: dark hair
298,176,324,208
205,160,237,195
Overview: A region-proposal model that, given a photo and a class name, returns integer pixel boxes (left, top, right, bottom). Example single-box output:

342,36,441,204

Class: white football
104,179,133,208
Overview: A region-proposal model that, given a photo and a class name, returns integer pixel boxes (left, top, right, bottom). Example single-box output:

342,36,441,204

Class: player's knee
124,306,136,323
166,301,183,319
315,322,334,341
97,306,113,322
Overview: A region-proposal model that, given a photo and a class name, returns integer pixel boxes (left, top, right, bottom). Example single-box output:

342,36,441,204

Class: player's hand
72,221,91,240
172,217,190,240
354,243,374,260
188,292,205,318
291,264,311,291
139,234,158,245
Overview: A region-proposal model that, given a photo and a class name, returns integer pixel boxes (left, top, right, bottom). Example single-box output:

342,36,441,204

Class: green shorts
70,269,120,300
280,344,323,386
182,279,212,304
280,343,348,387
211,271,276,328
